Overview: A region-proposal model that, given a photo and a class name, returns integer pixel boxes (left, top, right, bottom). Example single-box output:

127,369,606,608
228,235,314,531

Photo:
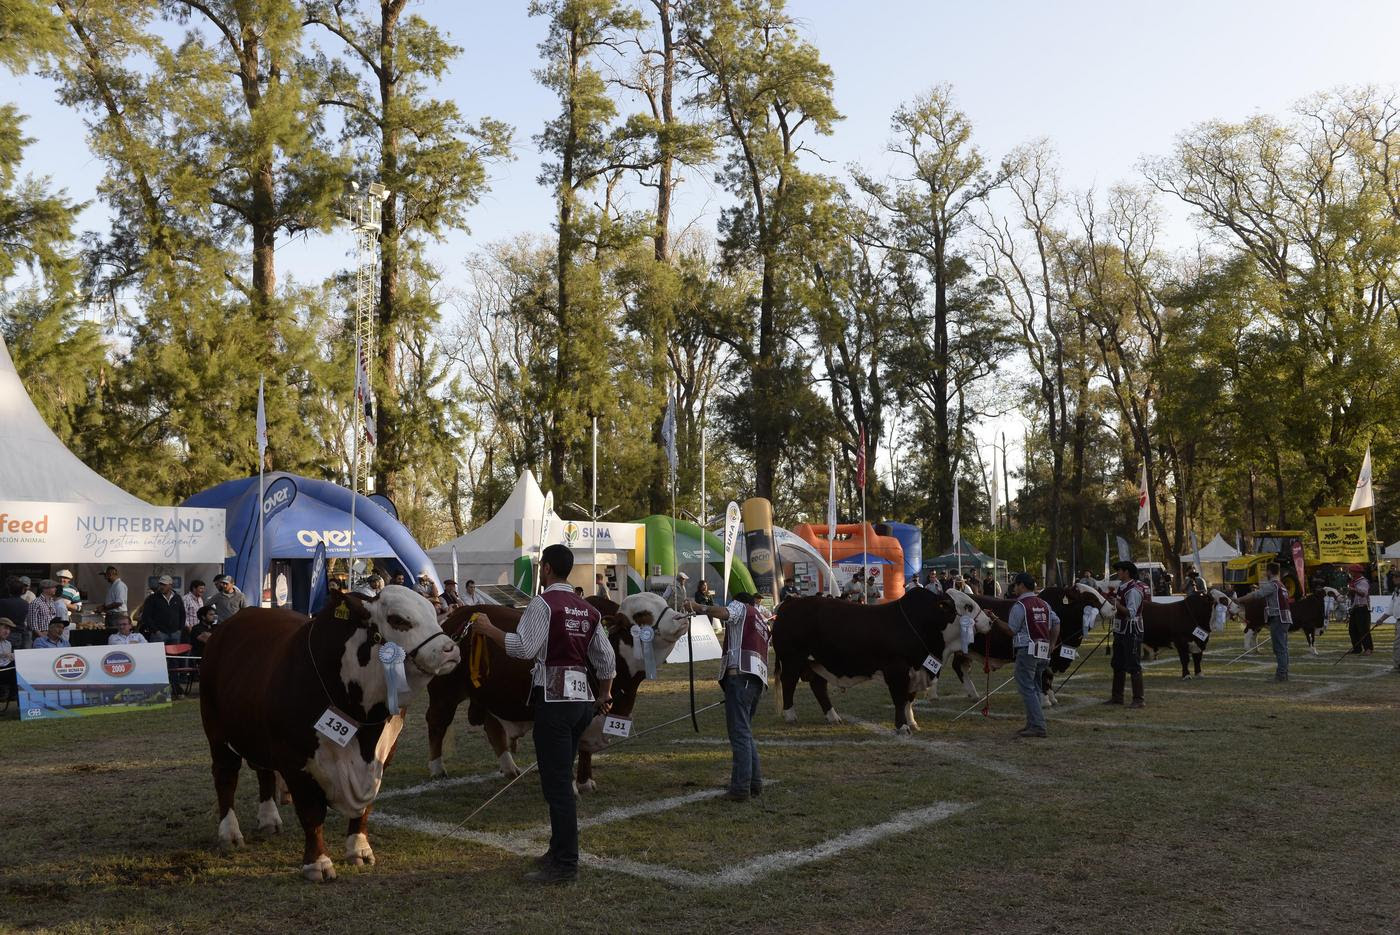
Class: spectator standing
140,576,184,644
0,579,31,649
107,615,147,646
1347,564,1374,655
55,570,81,618
97,566,128,629
463,580,479,604
595,572,611,600
34,619,70,649
183,580,207,633
25,581,65,642
208,575,248,623
981,572,998,597
18,576,34,603
1183,567,1207,596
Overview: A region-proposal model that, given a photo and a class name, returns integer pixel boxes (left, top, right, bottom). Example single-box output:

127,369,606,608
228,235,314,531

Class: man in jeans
471,544,614,884
688,591,770,801
1006,573,1060,739
1238,563,1289,681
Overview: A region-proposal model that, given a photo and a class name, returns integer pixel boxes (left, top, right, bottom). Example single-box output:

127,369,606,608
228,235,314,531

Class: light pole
566,500,617,595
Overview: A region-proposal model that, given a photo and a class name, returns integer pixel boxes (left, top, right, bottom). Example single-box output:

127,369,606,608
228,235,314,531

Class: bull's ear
323,588,370,623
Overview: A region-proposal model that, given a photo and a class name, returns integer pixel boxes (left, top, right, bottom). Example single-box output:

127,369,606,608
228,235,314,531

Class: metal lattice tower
338,180,389,494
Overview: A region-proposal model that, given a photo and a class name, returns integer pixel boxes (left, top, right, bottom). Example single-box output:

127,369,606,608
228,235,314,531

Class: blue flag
308,540,329,616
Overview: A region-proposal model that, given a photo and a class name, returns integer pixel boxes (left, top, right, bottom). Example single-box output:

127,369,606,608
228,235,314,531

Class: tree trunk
932,238,951,547
375,1,402,499
550,25,582,492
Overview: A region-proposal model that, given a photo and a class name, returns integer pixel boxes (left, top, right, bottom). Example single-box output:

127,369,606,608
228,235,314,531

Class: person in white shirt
1371,585,1400,673
107,615,146,645
98,566,129,629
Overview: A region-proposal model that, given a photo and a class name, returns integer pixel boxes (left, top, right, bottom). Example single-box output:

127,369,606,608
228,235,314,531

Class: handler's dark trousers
1268,615,1289,680
722,672,763,796
531,688,593,870
1349,606,1374,654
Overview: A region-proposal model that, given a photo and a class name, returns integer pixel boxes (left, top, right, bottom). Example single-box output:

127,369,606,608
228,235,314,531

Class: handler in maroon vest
1109,561,1150,708
687,591,771,801
473,544,615,884
1008,572,1060,738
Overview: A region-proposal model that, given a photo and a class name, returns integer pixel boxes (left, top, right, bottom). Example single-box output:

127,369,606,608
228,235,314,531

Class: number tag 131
602,715,632,738
315,707,359,747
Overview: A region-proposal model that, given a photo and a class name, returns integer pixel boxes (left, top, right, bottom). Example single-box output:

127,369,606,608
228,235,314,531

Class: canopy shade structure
1178,533,1244,565
428,471,645,595
923,538,1007,576
0,331,144,506
638,514,757,598
1382,540,1400,560
183,472,437,608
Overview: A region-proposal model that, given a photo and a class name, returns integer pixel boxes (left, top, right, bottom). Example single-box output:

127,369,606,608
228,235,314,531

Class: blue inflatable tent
182,473,438,613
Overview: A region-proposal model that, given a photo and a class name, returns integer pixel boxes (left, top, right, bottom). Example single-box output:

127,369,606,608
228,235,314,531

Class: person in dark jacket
139,575,184,644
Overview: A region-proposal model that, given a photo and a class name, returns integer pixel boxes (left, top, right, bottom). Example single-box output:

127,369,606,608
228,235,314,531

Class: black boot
1130,672,1145,708
1105,670,1125,704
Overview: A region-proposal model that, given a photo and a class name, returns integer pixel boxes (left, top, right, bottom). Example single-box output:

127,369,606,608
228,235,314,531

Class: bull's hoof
256,799,282,835
576,778,597,794
1180,675,1192,681
824,709,843,725
345,833,375,867
782,708,798,724
429,757,448,779
895,724,912,736
301,855,337,883
217,812,244,851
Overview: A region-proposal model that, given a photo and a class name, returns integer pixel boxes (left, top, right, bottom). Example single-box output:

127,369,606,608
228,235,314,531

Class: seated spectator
188,604,219,658
34,619,70,649
0,618,13,668
107,615,146,645
139,575,184,644
462,580,479,603
440,579,462,609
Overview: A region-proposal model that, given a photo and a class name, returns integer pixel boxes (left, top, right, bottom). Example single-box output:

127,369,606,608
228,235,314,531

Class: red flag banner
855,426,866,489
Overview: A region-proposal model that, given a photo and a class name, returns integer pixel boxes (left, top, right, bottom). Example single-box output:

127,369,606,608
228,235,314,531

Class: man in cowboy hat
1108,561,1148,707
1346,564,1374,656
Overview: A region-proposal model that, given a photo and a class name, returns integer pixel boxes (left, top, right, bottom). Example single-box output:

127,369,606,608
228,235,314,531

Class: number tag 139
315,707,359,747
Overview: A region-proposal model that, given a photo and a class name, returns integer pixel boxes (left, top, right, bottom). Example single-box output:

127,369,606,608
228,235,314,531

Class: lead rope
435,700,726,843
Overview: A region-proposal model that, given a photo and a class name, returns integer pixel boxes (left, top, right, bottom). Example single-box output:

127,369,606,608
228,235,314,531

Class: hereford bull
200,586,460,882
1241,587,1333,656
771,588,989,734
425,592,688,792
1141,589,1240,678
954,585,1117,706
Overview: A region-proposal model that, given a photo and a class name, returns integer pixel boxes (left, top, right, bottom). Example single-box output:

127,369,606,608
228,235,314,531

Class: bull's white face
370,585,461,677
580,592,687,755
1209,587,1244,620
1075,582,1116,625
946,589,992,633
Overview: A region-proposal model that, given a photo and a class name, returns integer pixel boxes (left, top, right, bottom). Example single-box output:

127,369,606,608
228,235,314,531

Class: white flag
1350,444,1374,511
660,390,677,478
722,501,742,603
537,491,554,594
951,475,961,544
1190,531,1203,572
827,458,837,531
989,469,999,525
451,545,459,588
255,375,267,462
1136,463,1150,532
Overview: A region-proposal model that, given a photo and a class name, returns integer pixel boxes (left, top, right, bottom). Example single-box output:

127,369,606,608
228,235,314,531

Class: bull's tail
772,655,784,713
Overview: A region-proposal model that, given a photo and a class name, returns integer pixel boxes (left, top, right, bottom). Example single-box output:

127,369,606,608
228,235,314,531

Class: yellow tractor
1223,530,1315,598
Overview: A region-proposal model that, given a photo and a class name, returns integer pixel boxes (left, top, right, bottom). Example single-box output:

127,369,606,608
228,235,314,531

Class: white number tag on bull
315,707,358,747
1058,645,1076,661
602,715,632,738
922,654,942,676
1192,626,1209,642
1028,640,1050,660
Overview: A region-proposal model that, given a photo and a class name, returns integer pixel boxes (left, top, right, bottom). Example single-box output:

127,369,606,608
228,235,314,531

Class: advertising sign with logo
0,499,225,565
261,476,298,522
15,643,172,720
1316,511,1369,563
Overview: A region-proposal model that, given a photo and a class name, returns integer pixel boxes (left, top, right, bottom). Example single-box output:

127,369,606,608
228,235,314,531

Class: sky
9,0,1400,503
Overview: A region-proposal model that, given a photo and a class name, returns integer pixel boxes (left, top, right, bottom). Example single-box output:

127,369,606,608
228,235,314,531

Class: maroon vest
1017,594,1052,641
720,602,771,683
539,589,600,702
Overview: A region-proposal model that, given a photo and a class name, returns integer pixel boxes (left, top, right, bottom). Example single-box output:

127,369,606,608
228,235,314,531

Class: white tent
1178,533,1243,566
1382,540,1400,560
428,470,643,595
0,331,224,606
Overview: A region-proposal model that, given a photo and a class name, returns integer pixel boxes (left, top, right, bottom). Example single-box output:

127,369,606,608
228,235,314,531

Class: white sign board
0,499,226,564
663,615,724,663
16,643,172,720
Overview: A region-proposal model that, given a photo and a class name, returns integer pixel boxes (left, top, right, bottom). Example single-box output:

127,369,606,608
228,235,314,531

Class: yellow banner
1315,511,1369,563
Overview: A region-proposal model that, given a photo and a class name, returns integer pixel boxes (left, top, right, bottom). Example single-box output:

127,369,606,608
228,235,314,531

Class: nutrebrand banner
741,497,783,606
1316,511,1368,563
16,643,172,720
0,500,226,564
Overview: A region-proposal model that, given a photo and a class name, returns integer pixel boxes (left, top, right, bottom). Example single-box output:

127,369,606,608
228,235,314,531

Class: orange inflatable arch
791,522,905,602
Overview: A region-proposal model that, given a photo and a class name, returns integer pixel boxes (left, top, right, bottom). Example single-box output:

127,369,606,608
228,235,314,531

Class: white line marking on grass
669,738,889,748
377,771,501,801
576,783,776,829
846,717,1032,782
378,801,974,888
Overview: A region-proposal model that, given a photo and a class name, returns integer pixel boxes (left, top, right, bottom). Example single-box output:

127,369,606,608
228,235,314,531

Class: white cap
158,575,174,585
56,569,74,579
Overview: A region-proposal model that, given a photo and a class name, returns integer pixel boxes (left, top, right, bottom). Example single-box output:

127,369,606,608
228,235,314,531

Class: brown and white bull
425,592,689,792
199,586,460,882
772,588,990,734
1241,587,1333,655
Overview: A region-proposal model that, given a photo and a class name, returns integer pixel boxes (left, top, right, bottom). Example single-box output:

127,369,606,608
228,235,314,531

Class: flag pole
828,456,836,595
699,403,706,599
348,340,362,591
256,375,266,609
591,415,598,588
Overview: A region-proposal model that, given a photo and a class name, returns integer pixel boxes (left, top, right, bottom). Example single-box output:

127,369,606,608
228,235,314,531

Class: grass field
4,624,1400,935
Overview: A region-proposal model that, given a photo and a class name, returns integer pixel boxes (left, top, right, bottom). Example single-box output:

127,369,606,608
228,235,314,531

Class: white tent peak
1178,533,1243,565
428,469,559,563
0,330,145,505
